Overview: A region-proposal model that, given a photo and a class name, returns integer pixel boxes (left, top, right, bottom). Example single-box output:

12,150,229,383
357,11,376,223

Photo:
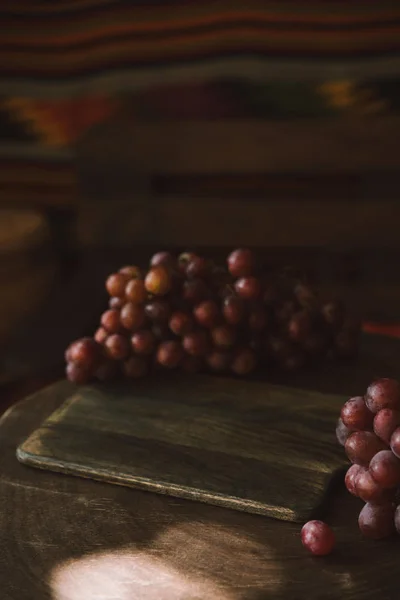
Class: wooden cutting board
17,374,346,522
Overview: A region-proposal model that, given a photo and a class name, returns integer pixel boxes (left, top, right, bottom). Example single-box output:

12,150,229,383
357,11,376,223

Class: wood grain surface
2,334,400,600
17,375,346,522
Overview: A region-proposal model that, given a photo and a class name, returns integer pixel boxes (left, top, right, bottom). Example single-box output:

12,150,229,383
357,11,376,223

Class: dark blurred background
1,0,400,385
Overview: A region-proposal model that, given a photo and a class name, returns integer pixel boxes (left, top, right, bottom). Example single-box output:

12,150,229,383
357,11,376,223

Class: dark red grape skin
125,279,147,304
95,359,118,382
294,283,317,310
365,378,400,413
194,301,220,329
66,362,92,385
369,450,400,489
358,502,395,540
144,266,172,296
145,299,171,323
101,309,121,334
181,355,203,373
287,311,312,343
106,273,129,298
234,277,262,300
321,301,344,328
150,251,174,268
104,334,130,361
355,469,395,503
109,296,124,310
223,295,245,325
119,265,142,279
231,349,257,376
248,307,268,332
211,325,236,349
182,331,209,357
336,418,351,447
182,279,209,304
395,505,400,534
281,352,306,372
301,520,335,556
131,330,156,356
94,327,108,345
345,431,386,467
65,337,100,370
186,256,209,279
156,341,184,368
227,248,255,278
345,464,363,496
373,409,400,445
169,311,194,336
120,303,146,332
390,426,400,458
207,351,231,373
341,396,373,431
123,356,148,379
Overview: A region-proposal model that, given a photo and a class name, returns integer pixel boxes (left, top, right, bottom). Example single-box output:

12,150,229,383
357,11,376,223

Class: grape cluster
337,378,400,539
65,249,360,385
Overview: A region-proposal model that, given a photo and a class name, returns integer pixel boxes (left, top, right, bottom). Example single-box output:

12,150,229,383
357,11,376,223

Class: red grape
66,362,92,385
119,265,142,279
355,469,394,503
109,296,124,310
178,252,198,273
194,300,220,329
341,396,373,431
94,327,108,345
145,266,172,296
207,351,231,373
390,427,400,458
345,464,363,496
369,450,400,488
211,325,236,349
234,277,261,300
125,279,147,304
231,349,257,376
95,359,118,382
150,251,174,268
345,431,386,466
274,300,297,324
373,409,400,445
156,341,184,368
181,355,203,373
186,256,209,279
106,273,129,298
123,356,148,378
358,502,395,539
101,309,121,333
248,306,268,332
120,303,146,331
365,378,400,413
223,295,245,325
183,331,209,357
65,337,100,370
152,324,171,341
104,334,130,360
227,248,255,278
294,283,317,309
336,418,351,446
321,301,344,328
287,311,312,343
182,279,209,304
169,311,194,336
145,299,171,323
131,330,156,355
301,520,335,556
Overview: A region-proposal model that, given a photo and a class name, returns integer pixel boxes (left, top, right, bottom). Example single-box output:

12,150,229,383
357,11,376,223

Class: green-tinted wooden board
17,374,347,522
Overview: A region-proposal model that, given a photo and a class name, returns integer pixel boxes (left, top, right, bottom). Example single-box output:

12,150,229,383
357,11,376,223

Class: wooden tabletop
1,335,400,599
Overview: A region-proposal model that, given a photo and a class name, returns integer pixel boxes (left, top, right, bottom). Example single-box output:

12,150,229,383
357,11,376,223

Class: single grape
145,299,171,323
66,362,92,385
156,341,184,368
231,348,257,376
194,300,220,329
321,301,344,328
341,396,373,431
345,464,363,496
248,306,268,332
227,248,255,278
265,336,294,362
178,252,198,273
390,426,400,458
119,265,142,279
287,311,312,343
365,378,400,413
294,283,317,310
101,309,121,334
123,356,148,378
223,295,245,325
125,279,147,304
65,337,100,370
206,351,231,373
355,469,395,503
131,330,156,356
344,431,386,467
169,311,194,336
358,502,395,539
109,296,124,309
336,418,351,446
106,273,129,298
182,278,210,304
234,277,262,300
104,334,130,361
183,331,209,357
94,327,108,345
152,324,171,341
150,251,174,268
120,303,146,331
181,354,203,373
369,450,400,489
211,325,236,349
373,409,400,444
94,358,118,382
301,520,335,556
186,256,209,279
144,266,172,296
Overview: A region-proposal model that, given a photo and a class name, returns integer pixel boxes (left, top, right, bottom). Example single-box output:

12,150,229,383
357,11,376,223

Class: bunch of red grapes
338,378,400,540
65,248,360,385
